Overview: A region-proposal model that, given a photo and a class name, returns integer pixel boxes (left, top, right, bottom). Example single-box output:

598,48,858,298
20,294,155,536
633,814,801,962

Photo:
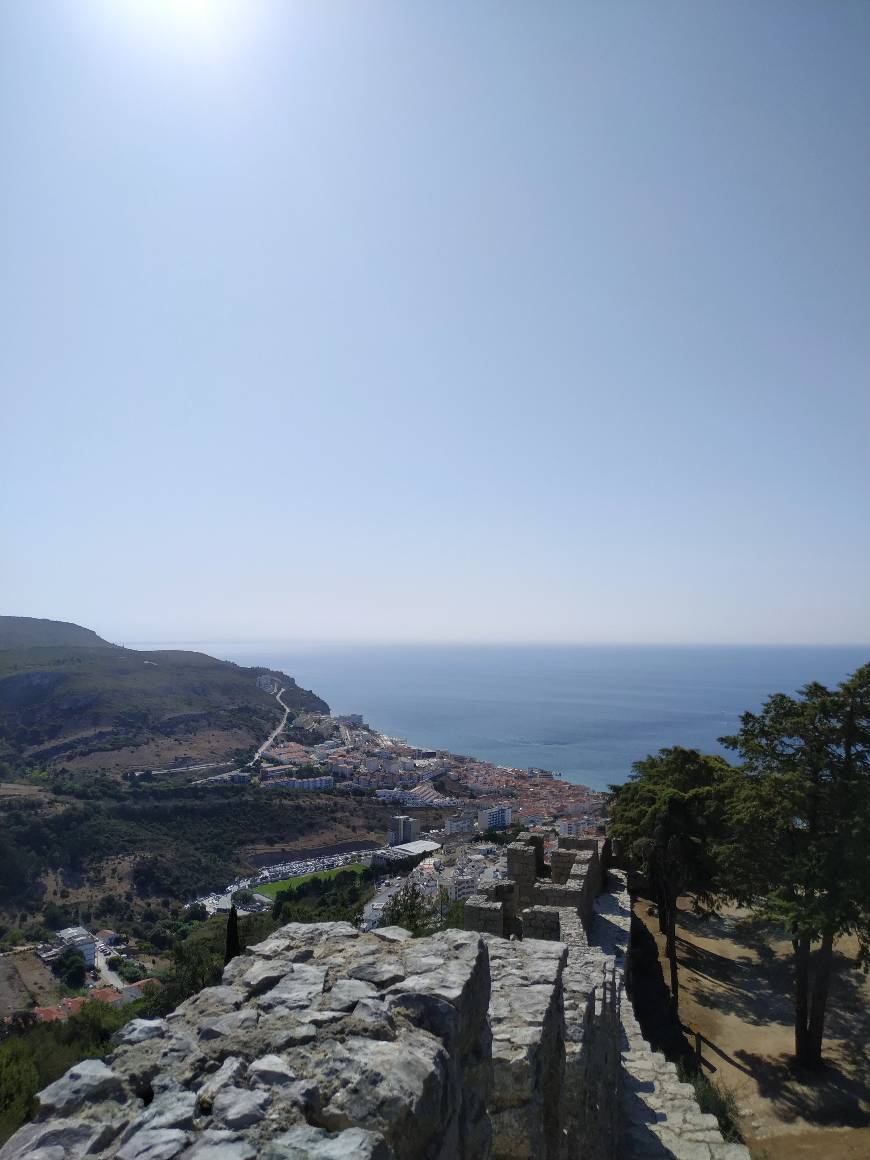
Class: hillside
0,616,113,650
0,618,328,776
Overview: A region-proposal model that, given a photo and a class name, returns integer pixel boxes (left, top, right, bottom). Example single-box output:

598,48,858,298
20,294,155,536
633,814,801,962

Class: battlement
1,837,750,1160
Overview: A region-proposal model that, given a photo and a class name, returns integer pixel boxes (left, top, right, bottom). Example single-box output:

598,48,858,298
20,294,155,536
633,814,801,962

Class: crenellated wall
464,835,750,1160
1,836,750,1160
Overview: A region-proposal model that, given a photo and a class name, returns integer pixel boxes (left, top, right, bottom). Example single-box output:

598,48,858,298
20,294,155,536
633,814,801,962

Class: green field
256,863,366,898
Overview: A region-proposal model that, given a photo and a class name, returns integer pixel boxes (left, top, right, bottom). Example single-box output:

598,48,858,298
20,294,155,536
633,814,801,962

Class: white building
446,875,478,903
256,674,278,693
559,820,591,838
391,838,442,858
477,805,513,832
56,926,96,968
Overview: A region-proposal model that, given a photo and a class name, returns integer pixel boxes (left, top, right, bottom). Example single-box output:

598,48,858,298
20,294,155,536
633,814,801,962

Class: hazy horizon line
123,638,870,650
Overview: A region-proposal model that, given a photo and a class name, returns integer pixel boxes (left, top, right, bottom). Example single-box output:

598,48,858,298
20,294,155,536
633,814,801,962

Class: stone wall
2,924,494,1160
2,836,751,1160
463,837,751,1160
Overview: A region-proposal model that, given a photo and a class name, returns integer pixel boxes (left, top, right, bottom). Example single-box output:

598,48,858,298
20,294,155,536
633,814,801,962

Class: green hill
0,617,329,777
0,616,113,650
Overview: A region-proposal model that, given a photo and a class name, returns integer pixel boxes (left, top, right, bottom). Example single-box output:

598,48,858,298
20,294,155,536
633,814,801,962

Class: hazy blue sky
2,1,868,644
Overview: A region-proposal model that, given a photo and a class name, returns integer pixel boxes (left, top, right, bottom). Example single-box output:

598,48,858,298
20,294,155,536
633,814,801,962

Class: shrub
676,1060,742,1142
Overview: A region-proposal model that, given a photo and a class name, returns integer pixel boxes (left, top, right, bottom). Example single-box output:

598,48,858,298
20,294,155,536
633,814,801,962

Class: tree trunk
655,878,668,934
666,894,679,1017
793,934,811,1065
805,929,835,1069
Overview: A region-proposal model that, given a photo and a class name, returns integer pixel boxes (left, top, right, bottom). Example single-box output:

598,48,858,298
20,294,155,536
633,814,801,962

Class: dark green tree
380,881,437,937
53,946,87,989
224,904,241,965
720,664,870,1068
609,748,732,1015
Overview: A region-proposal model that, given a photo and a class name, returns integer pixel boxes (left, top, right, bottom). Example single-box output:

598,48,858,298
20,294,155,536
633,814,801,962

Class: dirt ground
57,726,259,777
0,959,31,1017
0,951,62,1015
634,897,870,1159
0,782,45,798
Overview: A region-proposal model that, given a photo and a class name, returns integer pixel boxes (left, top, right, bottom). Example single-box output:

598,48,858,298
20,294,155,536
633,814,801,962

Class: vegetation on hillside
0,618,328,774
270,866,377,926
0,783,394,917
0,998,146,1143
0,617,112,651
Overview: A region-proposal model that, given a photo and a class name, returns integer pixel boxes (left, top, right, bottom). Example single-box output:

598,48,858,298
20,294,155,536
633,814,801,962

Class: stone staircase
588,870,750,1160
620,1001,749,1160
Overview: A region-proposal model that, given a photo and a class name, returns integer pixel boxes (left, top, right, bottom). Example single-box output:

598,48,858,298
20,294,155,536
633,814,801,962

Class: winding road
248,687,291,765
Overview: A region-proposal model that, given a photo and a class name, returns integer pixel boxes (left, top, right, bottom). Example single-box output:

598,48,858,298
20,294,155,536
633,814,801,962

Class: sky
1,1,868,645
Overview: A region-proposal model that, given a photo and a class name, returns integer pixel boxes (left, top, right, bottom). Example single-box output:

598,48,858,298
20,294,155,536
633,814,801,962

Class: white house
56,926,97,968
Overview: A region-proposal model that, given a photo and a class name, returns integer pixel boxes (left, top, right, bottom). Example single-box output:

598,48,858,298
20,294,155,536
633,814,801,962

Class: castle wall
4,835,750,1160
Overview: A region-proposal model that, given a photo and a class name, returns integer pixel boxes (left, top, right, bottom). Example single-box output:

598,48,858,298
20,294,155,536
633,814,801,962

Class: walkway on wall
588,870,750,1160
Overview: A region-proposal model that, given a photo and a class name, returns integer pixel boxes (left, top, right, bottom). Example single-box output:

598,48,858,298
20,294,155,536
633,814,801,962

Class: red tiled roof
90,987,123,1004
35,1006,66,1022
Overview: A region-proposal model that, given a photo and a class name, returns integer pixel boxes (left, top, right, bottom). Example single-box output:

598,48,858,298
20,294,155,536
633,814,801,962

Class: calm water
135,643,868,793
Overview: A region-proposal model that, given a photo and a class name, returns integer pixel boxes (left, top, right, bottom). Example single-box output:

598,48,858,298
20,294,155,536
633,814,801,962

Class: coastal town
193,679,607,836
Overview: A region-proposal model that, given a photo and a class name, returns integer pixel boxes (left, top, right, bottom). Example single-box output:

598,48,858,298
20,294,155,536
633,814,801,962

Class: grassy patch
256,863,366,898
676,1059,743,1142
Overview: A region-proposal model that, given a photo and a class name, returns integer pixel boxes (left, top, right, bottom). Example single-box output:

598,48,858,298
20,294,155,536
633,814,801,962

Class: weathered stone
36,1059,125,1117
113,1019,170,1047
184,1131,257,1159
370,927,412,944
343,998,397,1041
212,1087,271,1130
199,1010,258,1040
123,1090,197,1137
255,964,326,1013
247,1054,295,1086
117,1128,190,1159
240,959,292,996
197,1057,247,1108
346,956,405,987
321,978,377,1011
262,1125,392,1159
0,1119,106,1160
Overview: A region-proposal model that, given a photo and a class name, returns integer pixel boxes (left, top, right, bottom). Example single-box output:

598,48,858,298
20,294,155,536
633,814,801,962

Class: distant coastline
130,642,869,793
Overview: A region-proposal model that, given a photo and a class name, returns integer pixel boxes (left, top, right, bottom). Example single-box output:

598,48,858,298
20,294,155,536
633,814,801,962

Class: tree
224,905,241,966
53,946,86,989
380,882,438,937
609,748,731,1016
720,664,870,1069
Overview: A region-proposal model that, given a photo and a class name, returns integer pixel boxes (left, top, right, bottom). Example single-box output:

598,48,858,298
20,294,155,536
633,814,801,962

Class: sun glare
88,0,263,64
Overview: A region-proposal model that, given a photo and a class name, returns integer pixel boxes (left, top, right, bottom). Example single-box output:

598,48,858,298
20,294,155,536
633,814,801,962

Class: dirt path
634,897,870,1158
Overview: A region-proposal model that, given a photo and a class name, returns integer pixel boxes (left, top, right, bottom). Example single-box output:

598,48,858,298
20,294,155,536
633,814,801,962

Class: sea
133,643,868,793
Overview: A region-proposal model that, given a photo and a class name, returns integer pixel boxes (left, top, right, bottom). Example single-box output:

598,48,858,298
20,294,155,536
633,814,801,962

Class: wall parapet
2,835,750,1160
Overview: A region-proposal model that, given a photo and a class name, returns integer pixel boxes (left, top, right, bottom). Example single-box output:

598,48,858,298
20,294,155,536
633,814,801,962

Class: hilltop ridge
0,616,113,651
0,616,328,777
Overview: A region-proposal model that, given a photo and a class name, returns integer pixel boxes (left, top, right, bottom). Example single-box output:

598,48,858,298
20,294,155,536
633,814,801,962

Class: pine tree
720,664,870,1068
224,904,241,966
609,747,731,1016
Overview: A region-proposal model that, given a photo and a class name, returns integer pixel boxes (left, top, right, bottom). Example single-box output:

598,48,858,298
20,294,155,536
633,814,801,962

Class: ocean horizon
130,642,869,793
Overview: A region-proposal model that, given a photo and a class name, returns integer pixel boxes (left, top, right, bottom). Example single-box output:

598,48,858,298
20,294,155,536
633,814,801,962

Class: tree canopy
609,747,733,1013
720,663,870,1067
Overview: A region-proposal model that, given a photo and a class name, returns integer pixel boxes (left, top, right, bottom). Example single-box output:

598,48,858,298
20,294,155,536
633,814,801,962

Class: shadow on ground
733,1050,870,1128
